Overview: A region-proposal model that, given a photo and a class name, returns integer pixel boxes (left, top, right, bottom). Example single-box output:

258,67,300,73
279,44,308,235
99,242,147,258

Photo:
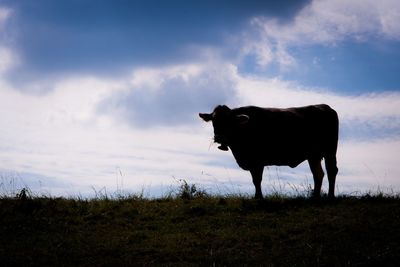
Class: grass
1,183,400,266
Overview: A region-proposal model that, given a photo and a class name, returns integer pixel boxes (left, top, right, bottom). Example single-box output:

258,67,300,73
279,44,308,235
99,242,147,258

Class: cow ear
235,114,249,125
199,113,213,122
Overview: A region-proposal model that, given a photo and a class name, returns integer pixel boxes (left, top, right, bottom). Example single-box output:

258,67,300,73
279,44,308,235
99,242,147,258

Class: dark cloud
98,64,238,128
3,0,310,80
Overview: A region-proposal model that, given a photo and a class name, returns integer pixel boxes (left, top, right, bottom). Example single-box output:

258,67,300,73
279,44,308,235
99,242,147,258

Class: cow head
199,105,249,151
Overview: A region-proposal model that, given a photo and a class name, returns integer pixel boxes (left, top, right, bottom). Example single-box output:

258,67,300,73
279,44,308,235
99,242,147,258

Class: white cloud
336,138,400,194
0,7,11,29
244,0,400,68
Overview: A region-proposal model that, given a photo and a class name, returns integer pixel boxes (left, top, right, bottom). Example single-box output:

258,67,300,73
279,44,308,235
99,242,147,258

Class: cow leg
308,158,324,198
325,155,338,198
250,166,264,199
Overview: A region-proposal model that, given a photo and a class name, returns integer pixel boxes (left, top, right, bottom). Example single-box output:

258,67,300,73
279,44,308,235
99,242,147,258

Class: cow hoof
254,194,264,200
311,191,321,199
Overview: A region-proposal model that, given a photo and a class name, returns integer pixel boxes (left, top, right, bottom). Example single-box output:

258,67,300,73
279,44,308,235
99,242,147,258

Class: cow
199,104,339,199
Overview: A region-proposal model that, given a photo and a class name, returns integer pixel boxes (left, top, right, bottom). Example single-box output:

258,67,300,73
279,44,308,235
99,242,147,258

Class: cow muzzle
214,134,227,144
214,135,229,151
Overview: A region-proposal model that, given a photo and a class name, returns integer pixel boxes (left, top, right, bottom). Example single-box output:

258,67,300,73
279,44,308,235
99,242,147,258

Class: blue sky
1,0,400,197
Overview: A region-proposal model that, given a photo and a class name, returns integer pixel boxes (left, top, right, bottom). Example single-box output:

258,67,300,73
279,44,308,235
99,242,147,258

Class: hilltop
0,191,399,266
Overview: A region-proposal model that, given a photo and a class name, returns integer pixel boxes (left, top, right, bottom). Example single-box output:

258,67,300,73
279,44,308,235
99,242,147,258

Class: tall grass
0,173,32,198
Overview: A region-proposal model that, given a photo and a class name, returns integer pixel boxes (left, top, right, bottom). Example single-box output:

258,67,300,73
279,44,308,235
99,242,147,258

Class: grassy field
1,186,400,266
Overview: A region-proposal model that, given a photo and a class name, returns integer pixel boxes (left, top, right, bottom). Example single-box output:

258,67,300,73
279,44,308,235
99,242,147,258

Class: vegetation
1,183,400,266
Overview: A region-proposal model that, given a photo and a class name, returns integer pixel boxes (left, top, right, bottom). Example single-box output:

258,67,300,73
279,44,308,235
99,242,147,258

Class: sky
1,0,400,197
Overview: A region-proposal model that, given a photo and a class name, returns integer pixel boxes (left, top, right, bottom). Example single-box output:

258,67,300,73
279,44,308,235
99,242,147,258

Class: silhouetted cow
199,104,339,199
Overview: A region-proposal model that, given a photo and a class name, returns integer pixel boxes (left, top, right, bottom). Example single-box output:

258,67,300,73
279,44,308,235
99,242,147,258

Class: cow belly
268,158,305,168
234,157,305,170
231,148,306,170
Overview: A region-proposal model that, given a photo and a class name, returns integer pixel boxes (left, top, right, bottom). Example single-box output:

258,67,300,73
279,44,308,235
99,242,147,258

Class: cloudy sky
1,0,399,197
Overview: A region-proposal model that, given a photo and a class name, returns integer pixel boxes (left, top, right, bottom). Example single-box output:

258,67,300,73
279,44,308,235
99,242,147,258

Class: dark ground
1,193,399,266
